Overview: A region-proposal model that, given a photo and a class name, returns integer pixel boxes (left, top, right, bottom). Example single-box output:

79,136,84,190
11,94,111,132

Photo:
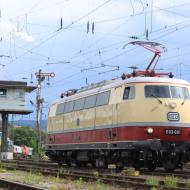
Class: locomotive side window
170,86,190,99
74,98,85,111
56,103,65,115
123,86,135,100
84,95,97,109
96,91,110,106
145,85,170,98
64,101,74,113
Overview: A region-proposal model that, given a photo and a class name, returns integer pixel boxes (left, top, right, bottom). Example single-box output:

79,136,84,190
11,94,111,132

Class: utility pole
35,69,55,159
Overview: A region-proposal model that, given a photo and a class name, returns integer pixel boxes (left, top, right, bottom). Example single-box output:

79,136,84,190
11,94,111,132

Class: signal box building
0,80,36,159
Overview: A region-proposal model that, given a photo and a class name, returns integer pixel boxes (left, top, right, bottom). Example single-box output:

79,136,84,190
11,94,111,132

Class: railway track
141,169,190,179
0,177,47,190
5,159,190,179
1,160,190,190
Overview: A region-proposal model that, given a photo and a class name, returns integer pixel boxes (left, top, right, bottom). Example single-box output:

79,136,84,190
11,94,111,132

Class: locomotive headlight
169,102,177,109
147,127,154,134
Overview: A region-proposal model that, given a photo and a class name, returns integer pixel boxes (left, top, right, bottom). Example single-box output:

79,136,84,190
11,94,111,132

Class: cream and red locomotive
46,42,190,171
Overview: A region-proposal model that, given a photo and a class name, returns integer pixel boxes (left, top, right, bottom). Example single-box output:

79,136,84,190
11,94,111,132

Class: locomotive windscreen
145,85,190,99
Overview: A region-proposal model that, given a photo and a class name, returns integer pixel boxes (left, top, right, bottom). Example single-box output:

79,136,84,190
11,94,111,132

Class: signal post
35,70,55,158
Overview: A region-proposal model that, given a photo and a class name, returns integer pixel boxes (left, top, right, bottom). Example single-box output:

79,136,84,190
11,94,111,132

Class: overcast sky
1,0,190,120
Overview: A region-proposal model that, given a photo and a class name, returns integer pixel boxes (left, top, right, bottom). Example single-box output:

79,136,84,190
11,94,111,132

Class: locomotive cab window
145,85,170,98
170,86,190,99
123,86,135,100
96,91,110,106
145,85,190,99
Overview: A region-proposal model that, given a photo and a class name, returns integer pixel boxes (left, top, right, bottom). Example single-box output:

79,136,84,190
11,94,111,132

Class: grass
55,172,61,183
50,185,71,190
164,175,178,188
145,176,160,187
23,171,44,185
75,177,83,189
3,168,115,190
187,178,190,188
95,179,106,190
150,187,158,190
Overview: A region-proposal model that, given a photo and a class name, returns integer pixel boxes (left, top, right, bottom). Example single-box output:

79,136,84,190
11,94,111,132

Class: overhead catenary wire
0,0,113,71
1,0,190,121
2,0,190,78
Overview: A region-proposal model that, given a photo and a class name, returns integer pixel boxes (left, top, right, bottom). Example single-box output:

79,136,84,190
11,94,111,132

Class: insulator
146,29,149,40
47,76,50,85
92,22,94,34
87,21,89,33
129,36,139,39
60,17,63,29
86,78,88,85
30,73,33,84
121,73,126,80
169,72,174,78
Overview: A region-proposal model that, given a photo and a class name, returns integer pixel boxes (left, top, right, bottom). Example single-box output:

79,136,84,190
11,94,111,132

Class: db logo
167,112,180,121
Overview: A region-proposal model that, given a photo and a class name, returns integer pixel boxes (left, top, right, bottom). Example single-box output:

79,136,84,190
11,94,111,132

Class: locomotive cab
120,78,190,172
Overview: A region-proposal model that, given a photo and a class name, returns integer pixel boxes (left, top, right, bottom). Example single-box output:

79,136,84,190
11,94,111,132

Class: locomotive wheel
133,164,141,171
76,161,87,167
57,161,63,166
91,160,96,168
165,168,174,172
164,160,175,172
147,162,156,172
116,162,124,170
133,160,143,171
65,160,71,166
94,158,108,168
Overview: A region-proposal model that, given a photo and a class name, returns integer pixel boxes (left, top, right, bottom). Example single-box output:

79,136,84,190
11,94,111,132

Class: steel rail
0,160,190,190
0,178,47,190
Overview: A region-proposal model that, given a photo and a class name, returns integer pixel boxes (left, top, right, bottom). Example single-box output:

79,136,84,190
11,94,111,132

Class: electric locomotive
46,41,190,172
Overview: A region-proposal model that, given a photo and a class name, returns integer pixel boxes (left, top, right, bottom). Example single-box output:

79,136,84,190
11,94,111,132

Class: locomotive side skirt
46,124,190,151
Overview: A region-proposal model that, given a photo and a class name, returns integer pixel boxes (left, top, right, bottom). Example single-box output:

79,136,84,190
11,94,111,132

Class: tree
9,126,46,156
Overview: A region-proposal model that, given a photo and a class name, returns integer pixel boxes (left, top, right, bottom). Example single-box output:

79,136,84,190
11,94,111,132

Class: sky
1,0,190,121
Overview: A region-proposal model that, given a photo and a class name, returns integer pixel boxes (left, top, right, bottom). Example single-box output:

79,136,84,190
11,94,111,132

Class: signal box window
74,98,85,111
84,95,97,109
64,101,74,113
0,89,7,96
56,103,65,115
96,91,110,106
123,86,135,100
145,85,170,98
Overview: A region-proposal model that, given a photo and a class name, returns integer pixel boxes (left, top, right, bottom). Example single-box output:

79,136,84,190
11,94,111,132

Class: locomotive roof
54,77,189,104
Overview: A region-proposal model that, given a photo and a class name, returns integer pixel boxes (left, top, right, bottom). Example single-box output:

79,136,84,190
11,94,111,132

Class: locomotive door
110,86,122,141
109,127,118,141
109,103,118,141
